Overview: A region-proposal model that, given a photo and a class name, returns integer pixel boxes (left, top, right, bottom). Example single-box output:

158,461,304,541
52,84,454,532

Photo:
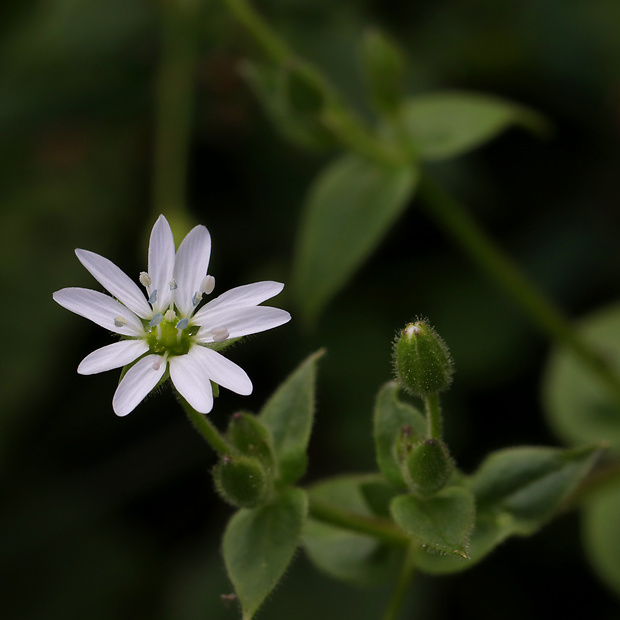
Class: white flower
53,215,291,416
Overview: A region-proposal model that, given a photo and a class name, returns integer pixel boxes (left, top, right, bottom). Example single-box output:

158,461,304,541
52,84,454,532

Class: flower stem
152,0,199,222
418,171,620,403
221,0,290,63
381,544,417,620
307,496,409,547
181,399,235,456
425,393,442,440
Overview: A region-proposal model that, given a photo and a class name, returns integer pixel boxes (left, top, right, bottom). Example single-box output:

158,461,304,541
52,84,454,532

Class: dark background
2,0,620,618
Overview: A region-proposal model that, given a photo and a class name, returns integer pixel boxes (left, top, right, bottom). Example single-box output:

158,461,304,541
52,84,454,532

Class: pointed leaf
292,154,417,323
470,445,600,533
416,444,601,574
401,91,550,161
391,486,475,557
373,381,426,487
259,350,324,484
543,303,620,452
304,474,403,586
223,488,308,620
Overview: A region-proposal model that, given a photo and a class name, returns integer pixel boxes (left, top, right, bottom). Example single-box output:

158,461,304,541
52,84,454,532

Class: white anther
139,271,152,287
114,316,128,328
176,318,189,332
211,327,229,343
200,275,215,295
150,313,164,328
148,289,158,305
164,309,176,322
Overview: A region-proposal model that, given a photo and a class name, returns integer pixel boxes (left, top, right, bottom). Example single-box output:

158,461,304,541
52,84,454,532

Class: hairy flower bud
393,320,453,397
213,455,272,509
405,439,453,496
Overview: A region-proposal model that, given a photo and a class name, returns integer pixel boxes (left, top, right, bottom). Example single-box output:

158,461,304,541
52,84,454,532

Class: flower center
145,312,195,357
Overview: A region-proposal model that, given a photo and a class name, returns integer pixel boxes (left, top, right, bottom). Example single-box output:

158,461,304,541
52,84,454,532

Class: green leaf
304,475,403,586
362,29,406,116
292,154,417,324
583,480,620,599
470,445,599,530
543,304,620,452
416,445,601,574
223,488,308,620
259,350,324,484
391,486,475,557
401,91,549,161
241,61,334,151
373,382,426,488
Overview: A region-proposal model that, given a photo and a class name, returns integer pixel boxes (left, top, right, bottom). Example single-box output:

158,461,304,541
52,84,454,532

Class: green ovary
146,318,193,357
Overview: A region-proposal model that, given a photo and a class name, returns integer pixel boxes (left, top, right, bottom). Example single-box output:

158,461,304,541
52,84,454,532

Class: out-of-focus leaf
292,153,417,323
401,91,549,161
543,304,620,453
241,61,335,151
583,480,620,599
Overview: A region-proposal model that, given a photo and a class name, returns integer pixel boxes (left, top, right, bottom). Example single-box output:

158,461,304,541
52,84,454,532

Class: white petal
148,215,175,313
75,249,152,319
53,288,145,336
173,224,211,317
112,354,166,416
193,281,284,322
171,344,252,406
196,306,291,341
78,339,149,375
169,351,214,414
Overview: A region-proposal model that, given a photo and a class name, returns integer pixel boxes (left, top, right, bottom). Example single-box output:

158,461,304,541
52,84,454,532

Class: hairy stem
308,496,409,547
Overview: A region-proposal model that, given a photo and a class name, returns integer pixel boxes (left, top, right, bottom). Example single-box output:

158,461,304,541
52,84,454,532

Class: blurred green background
2,0,620,618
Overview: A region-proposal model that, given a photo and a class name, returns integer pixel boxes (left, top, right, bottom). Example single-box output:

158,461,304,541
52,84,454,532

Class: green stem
381,544,417,620
152,0,199,221
418,171,620,403
425,393,442,440
308,496,409,547
221,0,290,63
181,398,235,456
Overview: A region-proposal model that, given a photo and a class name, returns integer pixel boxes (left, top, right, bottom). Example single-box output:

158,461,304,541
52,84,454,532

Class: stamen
150,313,163,328
200,275,215,295
114,316,128,328
192,291,203,307
169,279,178,291
139,272,152,287
164,309,176,322
176,318,189,332
211,327,229,343
148,289,158,305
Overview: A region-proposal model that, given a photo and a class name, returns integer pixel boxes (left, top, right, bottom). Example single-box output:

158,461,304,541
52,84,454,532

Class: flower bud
227,411,275,468
213,455,272,509
405,439,453,496
393,320,453,397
